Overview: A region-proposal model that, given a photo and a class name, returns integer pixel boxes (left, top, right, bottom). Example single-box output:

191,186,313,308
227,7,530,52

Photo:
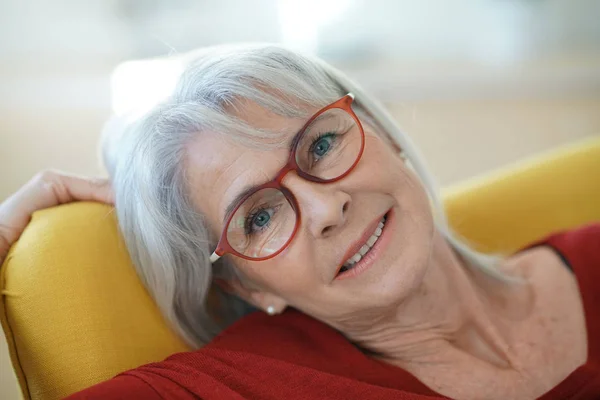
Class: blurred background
1,0,599,397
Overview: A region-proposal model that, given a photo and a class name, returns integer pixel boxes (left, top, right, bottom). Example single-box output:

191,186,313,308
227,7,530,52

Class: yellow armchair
2,137,599,400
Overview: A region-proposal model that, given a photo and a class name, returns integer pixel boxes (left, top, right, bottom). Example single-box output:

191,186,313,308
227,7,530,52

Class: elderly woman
1,44,598,400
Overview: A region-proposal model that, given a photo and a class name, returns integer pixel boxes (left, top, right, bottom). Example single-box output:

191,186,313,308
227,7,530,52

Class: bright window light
110,59,183,116
277,0,350,53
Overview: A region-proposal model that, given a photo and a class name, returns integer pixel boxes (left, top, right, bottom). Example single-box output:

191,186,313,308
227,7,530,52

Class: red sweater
67,224,600,399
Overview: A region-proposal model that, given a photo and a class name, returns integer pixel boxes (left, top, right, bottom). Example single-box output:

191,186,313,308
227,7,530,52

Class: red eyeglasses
210,93,365,263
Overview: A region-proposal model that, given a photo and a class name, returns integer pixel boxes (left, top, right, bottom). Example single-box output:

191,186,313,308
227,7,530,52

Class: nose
283,174,351,238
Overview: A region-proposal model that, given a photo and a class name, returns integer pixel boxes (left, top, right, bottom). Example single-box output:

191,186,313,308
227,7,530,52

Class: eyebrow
223,184,259,225
221,111,338,225
286,112,337,152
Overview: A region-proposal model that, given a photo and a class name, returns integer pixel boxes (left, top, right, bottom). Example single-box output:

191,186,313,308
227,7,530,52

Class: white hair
101,43,505,349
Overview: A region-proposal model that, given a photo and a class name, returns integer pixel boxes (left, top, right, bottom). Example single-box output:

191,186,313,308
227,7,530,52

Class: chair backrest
2,136,599,400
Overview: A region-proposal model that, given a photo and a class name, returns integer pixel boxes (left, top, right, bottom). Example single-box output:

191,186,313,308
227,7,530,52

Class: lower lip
335,207,395,281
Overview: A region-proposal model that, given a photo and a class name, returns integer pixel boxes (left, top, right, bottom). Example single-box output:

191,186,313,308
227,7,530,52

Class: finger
38,171,115,206
56,174,115,205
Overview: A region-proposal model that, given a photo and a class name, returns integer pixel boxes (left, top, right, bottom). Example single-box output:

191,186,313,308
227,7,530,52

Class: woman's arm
0,170,114,265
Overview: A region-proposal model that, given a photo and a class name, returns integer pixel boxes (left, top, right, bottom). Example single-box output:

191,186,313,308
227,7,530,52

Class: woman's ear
214,277,288,315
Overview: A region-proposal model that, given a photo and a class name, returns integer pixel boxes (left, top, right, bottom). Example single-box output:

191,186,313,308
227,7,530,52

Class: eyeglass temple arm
210,252,221,263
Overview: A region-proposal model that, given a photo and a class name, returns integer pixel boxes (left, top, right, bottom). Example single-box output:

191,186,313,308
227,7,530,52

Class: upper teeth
342,217,386,269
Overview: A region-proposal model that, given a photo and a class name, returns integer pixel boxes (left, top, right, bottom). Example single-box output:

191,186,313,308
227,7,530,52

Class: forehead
184,100,317,233
233,97,310,131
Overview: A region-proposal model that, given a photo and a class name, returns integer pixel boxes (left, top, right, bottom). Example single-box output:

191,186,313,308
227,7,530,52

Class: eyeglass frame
209,93,365,263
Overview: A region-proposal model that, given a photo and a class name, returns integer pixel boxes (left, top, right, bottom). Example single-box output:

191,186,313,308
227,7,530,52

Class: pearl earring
266,306,276,316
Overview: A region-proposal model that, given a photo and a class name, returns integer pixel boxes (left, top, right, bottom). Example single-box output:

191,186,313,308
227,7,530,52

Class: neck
343,231,527,369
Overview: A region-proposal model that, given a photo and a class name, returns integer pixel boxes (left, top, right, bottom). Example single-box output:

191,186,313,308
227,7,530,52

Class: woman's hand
0,170,114,264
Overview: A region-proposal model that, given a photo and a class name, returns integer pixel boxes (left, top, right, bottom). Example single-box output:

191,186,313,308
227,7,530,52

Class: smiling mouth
337,213,388,275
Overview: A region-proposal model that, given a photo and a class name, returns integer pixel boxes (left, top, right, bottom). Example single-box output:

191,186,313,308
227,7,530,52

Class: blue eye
310,133,336,159
313,136,332,156
252,210,270,228
244,205,281,235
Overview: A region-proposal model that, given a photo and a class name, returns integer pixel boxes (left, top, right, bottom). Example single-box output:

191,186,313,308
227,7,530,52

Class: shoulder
507,223,600,342
501,223,600,318
508,222,600,275
543,223,600,267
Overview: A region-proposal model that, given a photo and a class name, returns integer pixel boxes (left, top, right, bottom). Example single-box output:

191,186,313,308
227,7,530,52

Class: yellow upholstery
1,136,599,400
1,205,190,400
443,136,600,253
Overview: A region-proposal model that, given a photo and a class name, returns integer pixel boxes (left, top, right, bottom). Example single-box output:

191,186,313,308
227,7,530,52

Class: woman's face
186,97,435,331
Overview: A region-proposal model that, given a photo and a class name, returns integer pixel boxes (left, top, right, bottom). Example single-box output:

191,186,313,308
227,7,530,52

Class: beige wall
1,109,112,201
387,96,600,185
2,97,599,201
1,96,599,398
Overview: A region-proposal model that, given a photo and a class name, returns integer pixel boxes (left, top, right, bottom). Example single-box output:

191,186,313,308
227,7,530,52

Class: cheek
369,134,430,203
237,241,318,295
355,135,417,195
354,135,436,289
